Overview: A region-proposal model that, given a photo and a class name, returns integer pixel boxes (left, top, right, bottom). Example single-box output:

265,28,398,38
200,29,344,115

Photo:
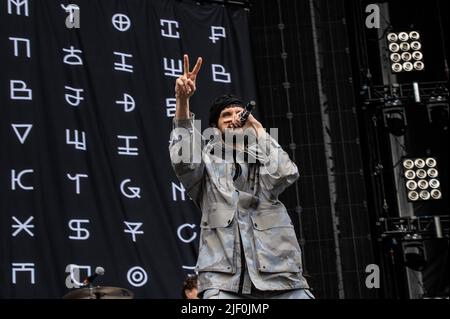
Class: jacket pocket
210,162,232,190
196,206,236,273
251,210,303,273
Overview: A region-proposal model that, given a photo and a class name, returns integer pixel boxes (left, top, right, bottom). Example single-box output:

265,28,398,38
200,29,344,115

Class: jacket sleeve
251,130,299,197
169,114,205,204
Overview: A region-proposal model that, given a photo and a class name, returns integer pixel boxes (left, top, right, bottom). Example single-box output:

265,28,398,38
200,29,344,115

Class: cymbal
63,286,134,299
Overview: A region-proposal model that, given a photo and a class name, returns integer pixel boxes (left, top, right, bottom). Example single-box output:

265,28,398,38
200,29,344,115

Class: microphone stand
82,276,97,299
86,280,95,299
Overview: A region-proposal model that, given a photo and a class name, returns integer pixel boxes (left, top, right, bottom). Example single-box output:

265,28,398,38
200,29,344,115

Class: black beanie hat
208,94,244,127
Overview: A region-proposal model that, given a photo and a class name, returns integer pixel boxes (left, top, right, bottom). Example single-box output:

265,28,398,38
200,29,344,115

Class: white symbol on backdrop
112,13,131,32
211,64,231,83
124,222,144,242
127,266,148,287
11,169,34,190
12,263,35,284
10,80,32,100
172,181,186,201
209,26,226,43
9,37,30,58
66,129,87,150
165,98,176,118
67,173,88,194
114,52,133,73
8,0,29,17
11,124,32,144
63,46,83,65
116,93,135,112
117,135,139,156
68,219,90,240
160,19,179,38
177,223,197,243
64,86,84,106
12,216,34,237
163,58,182,77
120,179,141,199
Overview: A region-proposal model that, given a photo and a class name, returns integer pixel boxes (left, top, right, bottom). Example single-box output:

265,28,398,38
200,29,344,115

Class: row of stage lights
387,31,424,73
402,157,442,201
381,23,445,278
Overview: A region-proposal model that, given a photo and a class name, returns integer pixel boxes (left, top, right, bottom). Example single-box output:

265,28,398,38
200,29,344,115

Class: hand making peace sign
175,54,203,100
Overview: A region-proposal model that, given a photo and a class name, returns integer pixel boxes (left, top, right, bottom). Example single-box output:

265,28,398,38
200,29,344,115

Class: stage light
391,63,402,72
383,107,407,136
429,179,440,188
381,94,408,136
401,52,412,61
408,191,419,201
425,158,436,167
416,169,427,179
414,158,425,168
398,32,409,41
427,168,438,178
400,42,410,51
390,53,401,62
403,159,414,169
406,180,417,190
412,51,423,60
410,41,421,50
387,32,398,42
389,43,400,52
387,31,424,73
419,190,430,200
409,31,420,40
402,157,443,202
404,170,416,179
431,189,442,199
417,180,428,190
426,90,449,129
403,62,413,72
414,61,424,71
403,241,427,271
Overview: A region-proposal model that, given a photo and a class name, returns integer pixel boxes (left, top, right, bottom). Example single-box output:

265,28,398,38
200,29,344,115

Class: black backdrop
0,0,256,298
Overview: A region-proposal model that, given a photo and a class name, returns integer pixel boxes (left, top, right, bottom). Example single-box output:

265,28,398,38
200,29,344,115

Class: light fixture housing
402,157,442,202
387,31,424,73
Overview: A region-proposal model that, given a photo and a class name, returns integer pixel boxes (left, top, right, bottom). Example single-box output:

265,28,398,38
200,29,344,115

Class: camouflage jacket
169,115,309,294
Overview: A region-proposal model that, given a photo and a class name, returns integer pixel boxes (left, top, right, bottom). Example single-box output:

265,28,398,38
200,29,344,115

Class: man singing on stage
169,54,313,299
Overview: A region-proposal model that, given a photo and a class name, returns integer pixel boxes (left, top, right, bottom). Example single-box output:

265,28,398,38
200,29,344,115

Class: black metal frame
377,215,449,241
185,0,251,9
361,81,448,106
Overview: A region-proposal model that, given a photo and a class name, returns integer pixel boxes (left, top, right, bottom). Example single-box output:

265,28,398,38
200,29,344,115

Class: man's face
216,105,244,134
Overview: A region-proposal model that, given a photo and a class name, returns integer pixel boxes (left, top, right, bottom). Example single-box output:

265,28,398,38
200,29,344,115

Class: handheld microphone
239,100,256,124
83,266,105,286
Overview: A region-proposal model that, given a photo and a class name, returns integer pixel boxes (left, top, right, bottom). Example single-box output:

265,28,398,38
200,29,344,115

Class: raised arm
170,54,204,205
175,54,202,119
